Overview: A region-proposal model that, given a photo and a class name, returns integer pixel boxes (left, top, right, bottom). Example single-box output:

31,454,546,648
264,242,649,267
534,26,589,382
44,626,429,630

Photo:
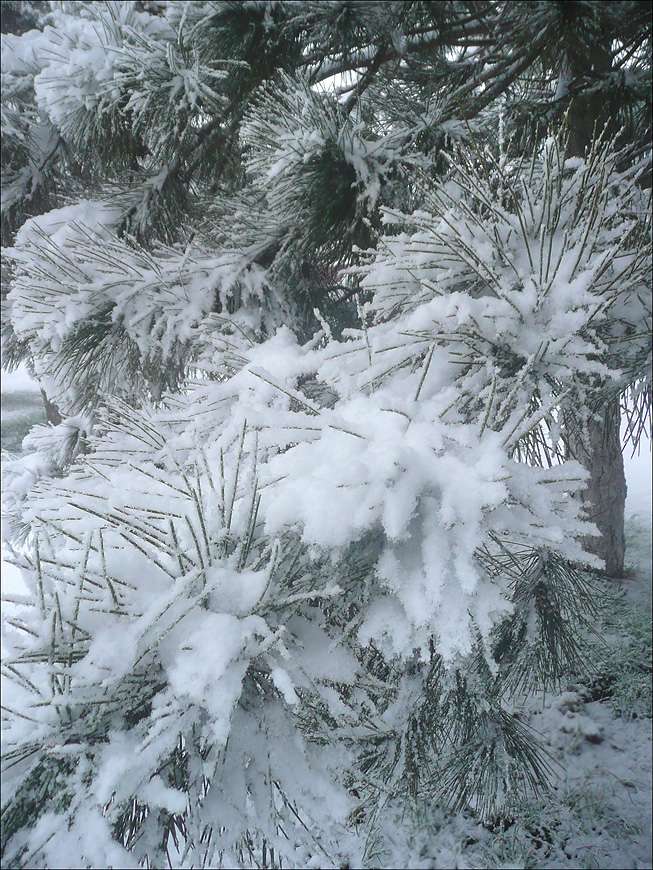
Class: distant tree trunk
564,37,627,577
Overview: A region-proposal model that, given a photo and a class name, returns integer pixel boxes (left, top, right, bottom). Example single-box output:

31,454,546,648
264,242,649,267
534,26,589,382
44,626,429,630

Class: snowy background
2,365,47,593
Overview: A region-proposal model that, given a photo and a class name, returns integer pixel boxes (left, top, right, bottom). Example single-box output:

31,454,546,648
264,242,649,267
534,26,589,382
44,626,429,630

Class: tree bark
563,36,628,577
567,400,626,576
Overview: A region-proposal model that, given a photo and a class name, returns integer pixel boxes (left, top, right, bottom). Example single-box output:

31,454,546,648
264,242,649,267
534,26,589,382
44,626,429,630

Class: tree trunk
567,400,627,576
563,36,627,577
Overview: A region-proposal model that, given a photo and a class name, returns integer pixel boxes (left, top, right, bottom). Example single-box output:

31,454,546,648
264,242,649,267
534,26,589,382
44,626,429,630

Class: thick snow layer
1,330,651,870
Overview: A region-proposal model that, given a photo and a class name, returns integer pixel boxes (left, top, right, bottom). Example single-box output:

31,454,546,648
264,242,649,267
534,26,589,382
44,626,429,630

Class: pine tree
492,0,652,576
1,3,651,867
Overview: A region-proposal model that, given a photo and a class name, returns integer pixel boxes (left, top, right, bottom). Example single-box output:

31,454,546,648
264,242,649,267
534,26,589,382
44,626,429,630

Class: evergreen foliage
1,2,651,867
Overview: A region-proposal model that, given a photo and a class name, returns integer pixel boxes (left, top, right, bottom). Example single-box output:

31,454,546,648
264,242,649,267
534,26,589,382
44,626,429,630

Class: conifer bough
1,2,651,867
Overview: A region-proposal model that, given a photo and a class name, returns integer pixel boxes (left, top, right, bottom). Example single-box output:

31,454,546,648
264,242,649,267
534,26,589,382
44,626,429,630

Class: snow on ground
1,364,45,457
377,528,652,869
1,368,651,869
